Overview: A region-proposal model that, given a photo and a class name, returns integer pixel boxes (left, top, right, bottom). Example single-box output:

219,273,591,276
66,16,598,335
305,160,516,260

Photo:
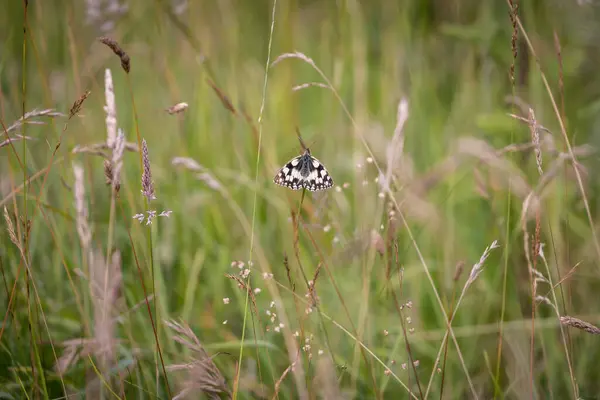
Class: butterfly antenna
295,126,308,151
305,139,318,150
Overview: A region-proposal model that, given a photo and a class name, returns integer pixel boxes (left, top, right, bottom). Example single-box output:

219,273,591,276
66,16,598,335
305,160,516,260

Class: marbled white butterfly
273,148,333,191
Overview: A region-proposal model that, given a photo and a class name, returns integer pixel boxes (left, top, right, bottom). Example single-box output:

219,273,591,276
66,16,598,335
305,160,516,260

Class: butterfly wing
303,155,334,192
273,155,305,190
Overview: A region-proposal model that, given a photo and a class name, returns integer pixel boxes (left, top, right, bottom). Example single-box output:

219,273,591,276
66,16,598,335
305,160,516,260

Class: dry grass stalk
3,108,63,152
141,139,156,200
194,172,221,191
206,79,237,116
4,108,65,136
532,208,542,274
55,340,81,375
73,163,92,251
283,253,295,292
271,354,299,400
560,316,600,335
536,145,592,194
507,113,553,136
292,82,329,92
110,130,125,193
534,295,556,312
0,134,34,149
553,32,565,118
104,69,117,148
68,90,91,120
55,338,97,375
552,262,581,289
3,206,19,247
71,141,138,157
381,98,409,191
165,319,231,400
528,108,543,175
171,157,203,172
91,248,122,371
99,36,130,73
204,78,260,144
306,263,322,312
171,157,222,191
271,51,316,68
425,240,500,397
466,240,499,285
166,102,189,115
508,0,519,86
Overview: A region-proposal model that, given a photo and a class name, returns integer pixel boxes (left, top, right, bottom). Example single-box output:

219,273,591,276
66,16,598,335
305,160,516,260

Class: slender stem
234,1,277,398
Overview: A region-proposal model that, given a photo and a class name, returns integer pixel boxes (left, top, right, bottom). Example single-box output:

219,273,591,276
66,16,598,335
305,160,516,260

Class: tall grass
1,1,600,399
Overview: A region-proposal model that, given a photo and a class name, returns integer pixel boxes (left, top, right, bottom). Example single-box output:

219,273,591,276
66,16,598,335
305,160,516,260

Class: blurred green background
1,0,600,399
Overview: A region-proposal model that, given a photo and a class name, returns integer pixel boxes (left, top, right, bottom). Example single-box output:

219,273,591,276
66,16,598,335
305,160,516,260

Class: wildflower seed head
141,139,156,201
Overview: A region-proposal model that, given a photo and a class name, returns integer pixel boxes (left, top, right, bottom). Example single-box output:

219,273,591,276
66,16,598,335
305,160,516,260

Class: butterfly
273,148,334,191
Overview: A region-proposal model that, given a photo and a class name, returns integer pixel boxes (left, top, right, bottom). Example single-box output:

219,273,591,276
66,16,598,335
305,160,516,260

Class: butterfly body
273,149,333,191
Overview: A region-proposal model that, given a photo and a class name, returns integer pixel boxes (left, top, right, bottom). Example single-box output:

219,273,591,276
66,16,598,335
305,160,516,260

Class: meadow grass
1,1,600,399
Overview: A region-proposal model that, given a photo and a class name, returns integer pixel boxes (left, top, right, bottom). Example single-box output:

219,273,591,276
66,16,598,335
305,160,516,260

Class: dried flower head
103,159,113,187
141,139,156,200
165,102,189,115
68,90,91,120
560,316,600,335
99,36,130,73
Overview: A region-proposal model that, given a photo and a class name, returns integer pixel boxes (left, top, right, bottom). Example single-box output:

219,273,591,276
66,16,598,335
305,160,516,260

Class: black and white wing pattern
273,149,333,192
